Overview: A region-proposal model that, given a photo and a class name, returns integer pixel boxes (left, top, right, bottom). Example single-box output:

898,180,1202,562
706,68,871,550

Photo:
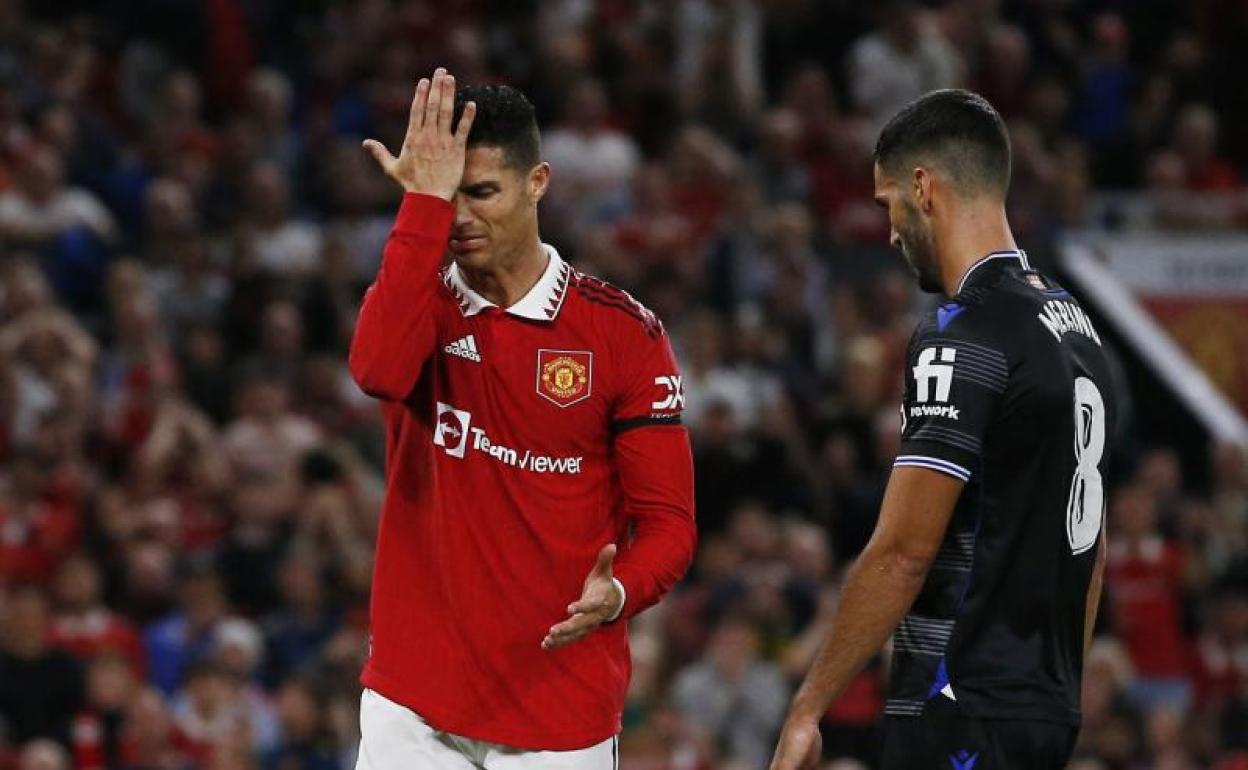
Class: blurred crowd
0,1,1246,769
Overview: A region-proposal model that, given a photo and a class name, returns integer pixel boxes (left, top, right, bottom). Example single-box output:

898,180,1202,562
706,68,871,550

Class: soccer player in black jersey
770,89,1116,770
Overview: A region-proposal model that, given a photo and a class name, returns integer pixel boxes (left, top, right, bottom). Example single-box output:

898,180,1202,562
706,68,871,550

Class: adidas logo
444,334,481,362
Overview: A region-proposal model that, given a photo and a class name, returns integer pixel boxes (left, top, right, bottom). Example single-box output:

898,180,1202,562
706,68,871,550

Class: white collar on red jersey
444,244,573,322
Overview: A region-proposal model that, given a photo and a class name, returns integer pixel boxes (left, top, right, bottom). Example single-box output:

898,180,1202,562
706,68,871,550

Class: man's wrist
788,691,829,724
400,180,456,201
605,577,626,623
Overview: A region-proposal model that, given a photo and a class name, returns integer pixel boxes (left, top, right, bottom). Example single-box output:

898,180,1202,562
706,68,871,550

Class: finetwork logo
433,401,583,474
914,346,956,402
910,403,960,421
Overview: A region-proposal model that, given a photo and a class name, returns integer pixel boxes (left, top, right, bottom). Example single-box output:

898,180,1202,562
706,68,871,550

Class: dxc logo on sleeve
651,375,685,411
914,347,956,403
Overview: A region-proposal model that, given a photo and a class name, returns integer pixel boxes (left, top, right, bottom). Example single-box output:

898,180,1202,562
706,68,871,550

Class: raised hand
362,67,477,201
542,544,624,650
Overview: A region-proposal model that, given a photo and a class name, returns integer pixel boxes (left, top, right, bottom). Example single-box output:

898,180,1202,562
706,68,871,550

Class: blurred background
0,1,1246,768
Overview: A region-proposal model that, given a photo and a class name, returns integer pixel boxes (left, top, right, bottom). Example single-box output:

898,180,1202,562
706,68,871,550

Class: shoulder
908,294,1010,385
919,272,1050,350
570,269,666,341
910,296,1000,351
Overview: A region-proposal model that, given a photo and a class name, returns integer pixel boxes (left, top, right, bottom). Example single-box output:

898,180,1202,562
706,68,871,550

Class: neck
935,200,1017,296
461,236,548,308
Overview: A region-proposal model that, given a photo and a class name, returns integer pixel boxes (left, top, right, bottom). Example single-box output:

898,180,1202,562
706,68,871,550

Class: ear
529,162,551,204
912,166,934,214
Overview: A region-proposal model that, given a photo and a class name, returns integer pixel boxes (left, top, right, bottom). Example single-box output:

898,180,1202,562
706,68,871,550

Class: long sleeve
348,193,455,401
604,304,696,620
611,423,697,621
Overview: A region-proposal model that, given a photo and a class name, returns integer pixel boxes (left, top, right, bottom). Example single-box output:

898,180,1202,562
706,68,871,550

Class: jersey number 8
1066,377,1105,555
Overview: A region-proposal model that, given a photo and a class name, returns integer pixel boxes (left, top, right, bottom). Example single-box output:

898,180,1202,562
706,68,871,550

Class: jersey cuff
894,454,971,482
395,192,455,237
606,578,626,622
611,414,682,434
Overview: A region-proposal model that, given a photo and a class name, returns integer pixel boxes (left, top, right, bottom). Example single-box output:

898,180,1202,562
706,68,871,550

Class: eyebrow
460,181,501,194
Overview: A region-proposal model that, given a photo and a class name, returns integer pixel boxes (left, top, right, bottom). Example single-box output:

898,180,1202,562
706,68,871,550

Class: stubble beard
899,219,942,295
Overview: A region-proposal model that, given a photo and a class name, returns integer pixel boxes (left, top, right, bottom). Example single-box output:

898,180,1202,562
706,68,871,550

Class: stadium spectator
148,231,228,337
70,652,138,770
542,77,640,235
241,162,323,279
1170,103,1244,193
244,69,301,176
1073,13,1134,149
170,659,249,767
261,550,341,689
748,109,812,206
1107,484,1195,710
122,687,190,769
0,586,85,747
49,553,145,676
143,559,231,695
0,145,116,245
847,1,961,132
265,675,338,770
222,368,321,484
672,617,788,769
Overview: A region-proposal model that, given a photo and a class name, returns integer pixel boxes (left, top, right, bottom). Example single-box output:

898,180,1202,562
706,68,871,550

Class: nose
453,194,474,230
889,230,902,250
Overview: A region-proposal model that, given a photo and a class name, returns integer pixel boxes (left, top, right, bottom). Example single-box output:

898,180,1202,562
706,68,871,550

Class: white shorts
356,688,619,770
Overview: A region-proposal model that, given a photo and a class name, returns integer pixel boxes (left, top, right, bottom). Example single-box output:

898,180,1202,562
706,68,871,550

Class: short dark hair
873,89,1011,198
453,84,541,171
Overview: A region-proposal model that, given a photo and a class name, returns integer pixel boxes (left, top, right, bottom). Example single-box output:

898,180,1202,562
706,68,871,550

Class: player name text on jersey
1038,299,1102,346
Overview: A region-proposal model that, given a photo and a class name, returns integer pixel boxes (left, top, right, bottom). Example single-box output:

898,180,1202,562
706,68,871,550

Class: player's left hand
542,544,623,650
768,716,822,770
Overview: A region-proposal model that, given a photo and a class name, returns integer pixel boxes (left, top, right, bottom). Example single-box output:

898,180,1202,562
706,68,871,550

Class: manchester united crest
536,349,592,407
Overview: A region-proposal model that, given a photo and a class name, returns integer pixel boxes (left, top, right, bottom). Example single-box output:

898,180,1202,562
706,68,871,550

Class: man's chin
903,258,940,294
903,251,942,294
451,249,492,270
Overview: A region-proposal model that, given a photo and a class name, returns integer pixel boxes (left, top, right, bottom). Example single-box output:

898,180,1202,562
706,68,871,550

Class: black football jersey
885,250,1116,726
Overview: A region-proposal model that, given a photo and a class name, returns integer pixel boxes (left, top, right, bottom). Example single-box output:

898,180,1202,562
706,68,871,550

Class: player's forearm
787,544,929,721
612,504,696,617
1084,530,1106,655
611,426,696,619
349,193,453,400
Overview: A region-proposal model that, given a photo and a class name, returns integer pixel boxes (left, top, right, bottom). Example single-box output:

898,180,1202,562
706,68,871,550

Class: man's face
450,146,547,271
873,162,941,293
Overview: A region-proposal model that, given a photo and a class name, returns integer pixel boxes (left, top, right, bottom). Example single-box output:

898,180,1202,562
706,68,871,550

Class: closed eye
461,182,500,199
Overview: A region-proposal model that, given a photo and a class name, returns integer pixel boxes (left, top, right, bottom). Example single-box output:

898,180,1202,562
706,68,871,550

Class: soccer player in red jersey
348,68,696,769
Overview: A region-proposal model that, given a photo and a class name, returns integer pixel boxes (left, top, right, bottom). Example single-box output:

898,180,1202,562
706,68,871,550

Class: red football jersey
349,194,696,750
1107,536,1191,678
